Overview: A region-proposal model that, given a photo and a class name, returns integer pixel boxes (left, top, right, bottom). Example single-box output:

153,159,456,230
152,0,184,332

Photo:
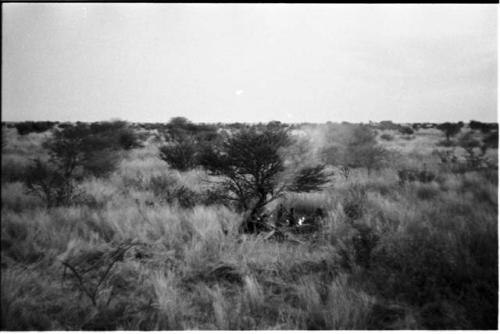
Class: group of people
242,203,326,234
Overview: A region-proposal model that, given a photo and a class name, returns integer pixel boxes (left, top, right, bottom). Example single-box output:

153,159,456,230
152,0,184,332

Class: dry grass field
1,120,498,330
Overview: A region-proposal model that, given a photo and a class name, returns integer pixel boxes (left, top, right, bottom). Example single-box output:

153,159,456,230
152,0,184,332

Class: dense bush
22,122,140,207
457,132,497,170
24,159,81,207
158,117,219,171
200,125,291,214
148,174,200,208
377,121,400,131
483,131,498,149
200,123,329,232
322,124,387,174
159,140,199,171
14,121,58,135
380,133,394,141
44,123,121,178
398,126,414,136
88,120,142,151
469,120,498,133
437,122,464,143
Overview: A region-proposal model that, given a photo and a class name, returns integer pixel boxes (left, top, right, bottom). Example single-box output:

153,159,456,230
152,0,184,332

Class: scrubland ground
1,123,498,330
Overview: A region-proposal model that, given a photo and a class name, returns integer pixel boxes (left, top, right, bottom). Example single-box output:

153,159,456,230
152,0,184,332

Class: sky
2,4,498,123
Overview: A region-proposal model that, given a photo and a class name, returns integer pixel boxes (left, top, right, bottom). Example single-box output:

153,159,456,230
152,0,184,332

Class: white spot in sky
235,89,244,96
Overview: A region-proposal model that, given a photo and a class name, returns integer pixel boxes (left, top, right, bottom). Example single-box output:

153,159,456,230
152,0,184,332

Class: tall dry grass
1,124,497,330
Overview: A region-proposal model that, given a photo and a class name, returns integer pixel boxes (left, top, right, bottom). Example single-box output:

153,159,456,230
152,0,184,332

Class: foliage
398,126,414,136
483,131,498,149
457,132,492,170
44,123,122,178
288,165,331,193
24,159,80,207
22,122,137,207
344,125,387,173
159,139,199,171
200,124,291,213
380,133,394,141
158,117,219,171
377,121,400,131
437,122,464,143
14,121,58,135
469,120,497,133
322,124,387,173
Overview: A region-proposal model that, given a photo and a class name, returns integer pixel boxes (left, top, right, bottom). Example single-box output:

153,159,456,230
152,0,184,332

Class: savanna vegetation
1,118,498,330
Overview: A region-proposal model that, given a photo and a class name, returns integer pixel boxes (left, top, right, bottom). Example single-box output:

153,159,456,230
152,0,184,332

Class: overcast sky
2,4,497,123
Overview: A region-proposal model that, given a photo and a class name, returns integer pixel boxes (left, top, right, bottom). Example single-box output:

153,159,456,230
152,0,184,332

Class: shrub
200,123,330,233
437,122,463,143
60,241,137,307
159,139,198,171
351,223,379,268
117,128,142,150
378,121,399,131
322,124,388,174
22,122,129,207
148,174,201,208
345,126,388,174
398,126,414,136
158,117,220,171
44,122,124,178
483,131,498,149
342,185,367,221
398,169,436,184
200,124,291,216
457,132,494,170
415,183,439,200
24,159,81,208
469,120,497,133
14,121,57,135
380,134,394,141
288,164,332,193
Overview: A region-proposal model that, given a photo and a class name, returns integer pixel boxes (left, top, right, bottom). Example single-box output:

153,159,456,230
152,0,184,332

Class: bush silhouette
398,126,414,136
14,121,58,135
25,158,80,207
23,122,131,207
44,122,122,178
380,133,394,141
159,139,199,171
437,122,463,143
158,117,219,171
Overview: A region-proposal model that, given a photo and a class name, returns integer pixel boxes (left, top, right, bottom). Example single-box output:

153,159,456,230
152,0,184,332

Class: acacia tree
321,124,387,175
24,122,127,207
345,125,387,174
437,122,463,143
159,117,219,171
200,124,329,233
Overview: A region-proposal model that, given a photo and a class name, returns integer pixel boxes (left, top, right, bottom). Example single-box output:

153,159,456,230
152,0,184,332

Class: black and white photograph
1,3,498,330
